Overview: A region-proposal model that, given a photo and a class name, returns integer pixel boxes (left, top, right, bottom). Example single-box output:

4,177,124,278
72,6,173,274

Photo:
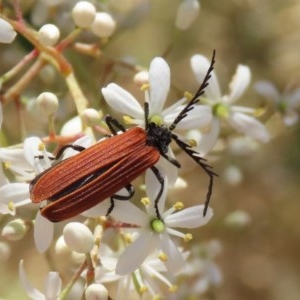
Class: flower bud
2,219,29,241
38,24,60,46
63,222,94,253
223,165,243,186
91,12,116,38
85,283,108,300
72,1,96,28
0,18,17,43
81,108,102,126
133,70,149,87
55,235,71,255
175,0,200,31
36,92,59,115
224,210,251,230
0,241,11,261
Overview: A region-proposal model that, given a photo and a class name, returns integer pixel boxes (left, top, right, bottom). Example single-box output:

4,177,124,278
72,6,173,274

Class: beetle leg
34,144,86,161
105,115,126,135
160,152,181,168
150,166,164,220
106,184,135,216
54,144,86,160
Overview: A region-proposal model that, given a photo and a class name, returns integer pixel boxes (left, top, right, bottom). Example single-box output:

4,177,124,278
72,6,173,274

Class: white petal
116,232,156,275
254,81,280,104
60,116,82,136
190,54,221,101
288,87,300,107
151,154,178,187
161,97,186,121
228,112,270,142
0,18,17,43
19,260,45,300
226,65,251,103
283,110,299,126
148,57,170,115
194,117,220,156
110,201,147,226
167,105,213,129
34,212,54,253
165,205,213,228
23,137,51,173
0,183,30,204
102,83,144,119
44,272,62,300
0,148,32,171
81,199,111,218
159,233,185,273
0,165,8,186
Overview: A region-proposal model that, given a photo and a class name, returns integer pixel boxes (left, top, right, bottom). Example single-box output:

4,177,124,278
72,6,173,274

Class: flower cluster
0,1,297,299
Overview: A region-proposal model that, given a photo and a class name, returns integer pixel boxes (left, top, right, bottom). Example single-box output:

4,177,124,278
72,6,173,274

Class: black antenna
169,49,216,132
171,133,218,216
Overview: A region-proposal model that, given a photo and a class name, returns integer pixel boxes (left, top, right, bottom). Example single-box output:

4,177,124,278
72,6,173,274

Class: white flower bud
0,241,11,261
2,219,29,241
91,12,116,38
38,24,60,46
175,0,200,31
133,70,149,87
55,235,71,255
63,222,94,253
81,108,102,126
0,18,17,43
85,283,108,300
72,1,96,28
36,92,59,115
223,165,243,186
225,210,251,230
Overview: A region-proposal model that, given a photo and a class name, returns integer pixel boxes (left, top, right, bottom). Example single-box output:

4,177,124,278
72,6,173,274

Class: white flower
96,244,178,300
255,80,300,126
108,171,213,275
0,18,17,43
175,0,200,31
190,54,270,155
102,57,212,183
19,260,62,300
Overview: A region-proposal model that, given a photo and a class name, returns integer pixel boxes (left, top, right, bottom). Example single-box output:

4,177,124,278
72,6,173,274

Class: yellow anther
123,115,134,124
141,83,150,91
139,286,148,294
8,201,15,212
151,295,161,300
141,197,151,206
254,107,265,117
188,138,197,147
4,161,11,169
184,233,193,242
173,202,184,210
124,233,134,244
184,91,193,101
169,285,178,293
158,252,168,262
38,142,46,151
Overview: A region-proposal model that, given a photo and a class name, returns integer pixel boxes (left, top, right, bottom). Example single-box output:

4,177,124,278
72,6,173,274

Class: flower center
151,218,165,233
149,114,163,126
213,103,230,118
277,100,287,113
